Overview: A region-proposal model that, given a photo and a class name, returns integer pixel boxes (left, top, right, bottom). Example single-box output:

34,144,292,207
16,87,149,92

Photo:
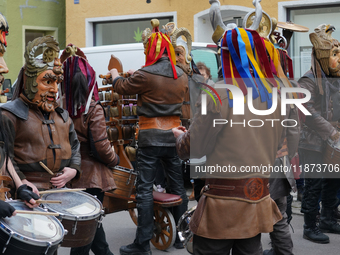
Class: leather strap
139,116,181,130
203,178,269,202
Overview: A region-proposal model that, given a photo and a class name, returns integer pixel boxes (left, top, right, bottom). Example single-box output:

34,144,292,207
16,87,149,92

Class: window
25,30,45,56
93,17,173,46
192,47,220,82
22,26,58,65
288,5,340,78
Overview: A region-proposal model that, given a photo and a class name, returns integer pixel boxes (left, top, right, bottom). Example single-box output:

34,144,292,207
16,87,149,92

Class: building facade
66,0,340,80
1,0,66,83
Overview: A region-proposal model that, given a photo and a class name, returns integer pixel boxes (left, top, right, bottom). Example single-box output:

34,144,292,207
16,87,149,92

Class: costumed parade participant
0,12,40,218
298,24,340,243
59,44,119,255
163,21,205,129
108,19,188,255
163,22,206,203
0,35,81,193
172,0,292,253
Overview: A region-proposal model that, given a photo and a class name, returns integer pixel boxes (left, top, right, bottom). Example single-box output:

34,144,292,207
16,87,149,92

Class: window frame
22,26,58,66
85,12,177,47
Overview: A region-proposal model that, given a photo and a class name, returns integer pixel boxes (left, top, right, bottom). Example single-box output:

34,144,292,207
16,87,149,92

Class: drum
110,166,137,198
177,206,196,254
323,138,340,165
41,190,104,248
0,200,65,255
184,156,206,180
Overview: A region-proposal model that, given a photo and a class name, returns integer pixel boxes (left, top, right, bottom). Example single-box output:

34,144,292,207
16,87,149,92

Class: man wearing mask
1,36,81,193
109,19,188,255
298,24,340,244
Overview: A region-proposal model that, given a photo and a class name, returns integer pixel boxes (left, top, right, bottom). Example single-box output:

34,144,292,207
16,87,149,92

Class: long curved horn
171,27,193,63
246,0,263,30
209,0,228,32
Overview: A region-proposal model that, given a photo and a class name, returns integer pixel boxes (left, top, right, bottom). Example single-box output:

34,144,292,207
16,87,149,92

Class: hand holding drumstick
39,161,77,189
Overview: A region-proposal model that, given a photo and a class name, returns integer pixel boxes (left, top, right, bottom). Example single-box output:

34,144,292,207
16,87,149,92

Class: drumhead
41,191,102,220
0,201,64,246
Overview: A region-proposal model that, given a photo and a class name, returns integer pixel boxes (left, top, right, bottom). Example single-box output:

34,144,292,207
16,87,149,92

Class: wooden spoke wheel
128,206,176,250
151,206,176,250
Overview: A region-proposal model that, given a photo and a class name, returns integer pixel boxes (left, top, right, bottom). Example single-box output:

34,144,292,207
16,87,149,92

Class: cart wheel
128,208,138,226
151,207,176,251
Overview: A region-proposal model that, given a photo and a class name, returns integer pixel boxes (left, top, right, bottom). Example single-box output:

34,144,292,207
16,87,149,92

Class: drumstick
39,188,86,194
39,161,55,175
15,210,60,216
35,200,62,204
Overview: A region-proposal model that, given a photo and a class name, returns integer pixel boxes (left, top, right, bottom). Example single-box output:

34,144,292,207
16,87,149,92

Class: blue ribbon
227,29,259,99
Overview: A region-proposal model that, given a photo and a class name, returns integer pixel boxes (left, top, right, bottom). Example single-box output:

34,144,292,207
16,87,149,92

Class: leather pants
299,149,340,216
134,146,188,244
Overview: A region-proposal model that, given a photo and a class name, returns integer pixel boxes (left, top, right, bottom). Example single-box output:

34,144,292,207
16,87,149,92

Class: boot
303,213,329,244
334,207,340,220
263,249,275,255
174,232,184,249
119,241,151,255
319,208,340,234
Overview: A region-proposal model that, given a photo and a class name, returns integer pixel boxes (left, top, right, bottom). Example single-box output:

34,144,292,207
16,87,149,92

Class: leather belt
203,178,269,201
139,116,181,130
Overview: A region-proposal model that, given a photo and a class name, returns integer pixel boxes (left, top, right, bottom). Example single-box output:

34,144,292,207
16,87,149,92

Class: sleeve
299,77,335,140
286,106,300,161
68,118,82,178
1,112,26,180
176,94,224,160
88,104,119,168
112,70,147,95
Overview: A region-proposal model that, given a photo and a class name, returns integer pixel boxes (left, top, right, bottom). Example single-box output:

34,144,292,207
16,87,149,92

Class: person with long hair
60,44,119,255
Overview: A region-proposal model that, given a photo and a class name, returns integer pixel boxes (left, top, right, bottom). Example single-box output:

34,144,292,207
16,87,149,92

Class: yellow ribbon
264,39,280,74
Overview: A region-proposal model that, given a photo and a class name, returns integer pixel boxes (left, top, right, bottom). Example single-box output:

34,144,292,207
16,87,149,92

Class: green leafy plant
133,27,143,43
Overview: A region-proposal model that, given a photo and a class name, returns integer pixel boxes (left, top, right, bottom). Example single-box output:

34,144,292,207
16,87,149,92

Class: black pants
134,146,188,244
193,234,262,255
70,188,113,255
270,197,293,255
299,149,340,216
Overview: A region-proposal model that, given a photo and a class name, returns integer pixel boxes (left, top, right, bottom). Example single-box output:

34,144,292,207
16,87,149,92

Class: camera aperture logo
199,82,222,107
200,84,312,128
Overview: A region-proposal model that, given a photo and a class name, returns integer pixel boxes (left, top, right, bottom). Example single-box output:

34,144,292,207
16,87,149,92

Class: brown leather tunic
71,101,118,192
1,94,81,189
176,81,283,239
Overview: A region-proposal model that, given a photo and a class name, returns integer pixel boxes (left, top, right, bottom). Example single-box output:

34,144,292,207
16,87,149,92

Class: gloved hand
0,200,15,218
17,184,40,202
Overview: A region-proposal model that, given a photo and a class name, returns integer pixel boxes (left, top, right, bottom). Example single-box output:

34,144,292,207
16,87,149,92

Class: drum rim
41,190,103,220
113,166,137,175
177,205,196,228
0,201,65,247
